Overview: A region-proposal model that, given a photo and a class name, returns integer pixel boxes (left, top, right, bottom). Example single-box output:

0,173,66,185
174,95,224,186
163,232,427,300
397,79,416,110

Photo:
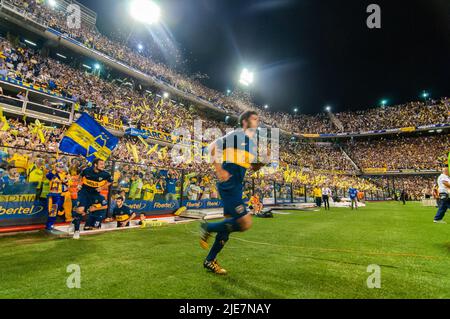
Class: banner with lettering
124,200,180,214
0,195,47,226
181,199,223,210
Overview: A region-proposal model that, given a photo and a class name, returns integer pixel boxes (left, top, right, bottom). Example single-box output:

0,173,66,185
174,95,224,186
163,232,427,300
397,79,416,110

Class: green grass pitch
1,202,449,299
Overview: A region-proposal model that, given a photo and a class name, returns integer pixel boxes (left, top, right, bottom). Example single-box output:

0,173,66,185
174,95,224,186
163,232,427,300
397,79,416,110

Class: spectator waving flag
59,113,119,162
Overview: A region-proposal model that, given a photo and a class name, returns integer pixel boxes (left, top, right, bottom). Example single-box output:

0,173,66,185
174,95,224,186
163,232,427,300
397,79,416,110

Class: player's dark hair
116,196,124,201
93,158,103,167
238,111,258,128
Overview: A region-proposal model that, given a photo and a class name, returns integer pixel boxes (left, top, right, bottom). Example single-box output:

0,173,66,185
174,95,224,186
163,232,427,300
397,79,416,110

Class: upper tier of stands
0,0,448,137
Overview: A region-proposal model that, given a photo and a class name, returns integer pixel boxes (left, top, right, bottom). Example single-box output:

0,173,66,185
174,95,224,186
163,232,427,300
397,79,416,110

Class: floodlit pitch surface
0,202,449,299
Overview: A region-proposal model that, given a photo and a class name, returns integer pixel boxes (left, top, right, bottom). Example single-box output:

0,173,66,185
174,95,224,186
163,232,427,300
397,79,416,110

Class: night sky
78,0,450,115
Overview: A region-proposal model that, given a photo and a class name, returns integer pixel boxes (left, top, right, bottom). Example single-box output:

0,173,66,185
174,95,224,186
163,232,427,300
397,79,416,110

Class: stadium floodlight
264,105,269,109
94,63,101,70
48,0,57,8
239,68,254,87
325,106,332,112
293,108,299,113
381,99,388,107
138,43,144,51
24,39,37,46
422,91,429,99
226,89,231,94
130,0,161,25
163,92,169,99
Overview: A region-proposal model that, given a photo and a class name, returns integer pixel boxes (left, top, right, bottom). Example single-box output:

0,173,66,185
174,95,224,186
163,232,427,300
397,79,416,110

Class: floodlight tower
127,0,161,43
239,68,254,87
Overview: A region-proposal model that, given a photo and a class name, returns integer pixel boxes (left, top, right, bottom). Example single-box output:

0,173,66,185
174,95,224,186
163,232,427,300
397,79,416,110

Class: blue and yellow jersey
216,129,258,185
216,129,257,185
80,167,113,193
218,129,257,169
46,171,69,194
112,205,133,222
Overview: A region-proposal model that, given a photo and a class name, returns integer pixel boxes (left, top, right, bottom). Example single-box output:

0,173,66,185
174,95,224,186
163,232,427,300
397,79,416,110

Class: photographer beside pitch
199,111,266,275
433,166,450,224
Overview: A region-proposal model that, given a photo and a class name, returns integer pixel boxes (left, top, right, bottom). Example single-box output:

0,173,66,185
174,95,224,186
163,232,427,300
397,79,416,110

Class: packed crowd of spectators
3,0,449,136
334,100,449,133
0,35,447,187
1,115,389,200
0,35,229,135
281,141,356,171
369,175,437,201
4,109,441,203
345,135,449,171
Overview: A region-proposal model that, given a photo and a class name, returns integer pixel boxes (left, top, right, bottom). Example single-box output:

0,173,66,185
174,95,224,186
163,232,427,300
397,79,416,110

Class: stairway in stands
340,146,362,172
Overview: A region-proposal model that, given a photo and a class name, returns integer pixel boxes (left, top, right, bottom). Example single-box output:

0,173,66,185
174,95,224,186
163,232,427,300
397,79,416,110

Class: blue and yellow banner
181,199,223,210
59,113,119,162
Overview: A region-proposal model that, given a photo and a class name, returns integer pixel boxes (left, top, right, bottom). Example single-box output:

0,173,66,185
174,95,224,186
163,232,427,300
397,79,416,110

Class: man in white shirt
434,167,450,224
322,186,332,211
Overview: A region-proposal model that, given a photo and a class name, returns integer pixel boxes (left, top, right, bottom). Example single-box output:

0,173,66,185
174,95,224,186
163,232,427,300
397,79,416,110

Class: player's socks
206,231,229,261
200,222,211,249
206,218,241,233
72,217,81,232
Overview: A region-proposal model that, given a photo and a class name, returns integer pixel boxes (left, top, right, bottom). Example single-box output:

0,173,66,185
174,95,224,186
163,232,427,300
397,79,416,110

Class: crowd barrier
2,146,425,228
0,146,313,228
0,146,436,222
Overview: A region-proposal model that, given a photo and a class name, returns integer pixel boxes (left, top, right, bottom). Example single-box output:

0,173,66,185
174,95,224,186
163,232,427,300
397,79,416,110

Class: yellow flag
0,118,9,131
34,119,46,143
0,107,10,131
131,144,139,163
126,143,132,154
147,144,158,155
137,136,148,148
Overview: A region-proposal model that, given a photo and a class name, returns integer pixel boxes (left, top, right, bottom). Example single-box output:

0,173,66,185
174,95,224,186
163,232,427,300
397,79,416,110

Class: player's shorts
350,196,357,201
217,172,248,220
76,189,107,210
